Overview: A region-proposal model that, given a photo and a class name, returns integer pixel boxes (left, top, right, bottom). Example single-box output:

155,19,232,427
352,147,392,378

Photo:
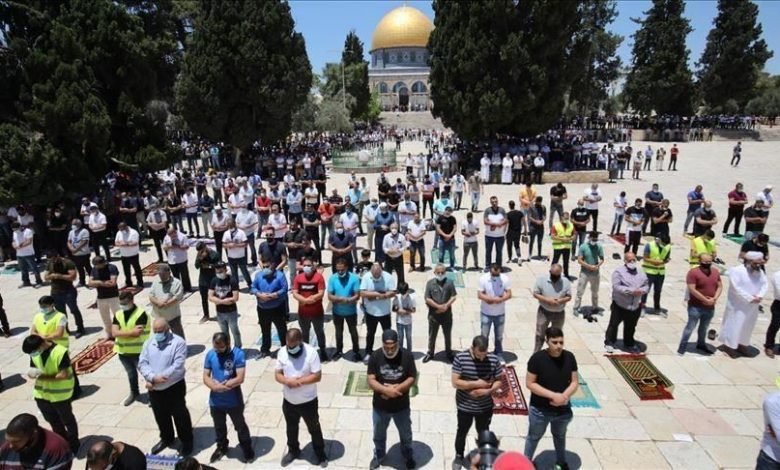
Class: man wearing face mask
139,318,193,456
147,204,168,263
532,265,572,352
692,200,718,237
406,211,427,272
374,203,396,263
275,328,327,467
0,413,73,468
12,221,43,287
46,254,86,338
111,290,149,406
22,334,79,453
483,197,507,270
383,223,409,284
641,234,671,315
339,204,360,262
235,203,259,266
221,219,253,290
677,254,721,356
114,222,144,289
162,226,192,292
194,242,220,322
367,329,417,470
360,263,397,363
251,256,289,359
208,262,242,348
604,253,649,353
364,198,380,250
624,198,645,255
574,231,604,320
327,258,361,360
210,207,230,260
85,438,146,470
286,184,304,226
67,218,91,287
292,258,327,363
550,212,575,279
478,264,512,362
203,332,253,464
423,264,458,363
719,252,768,358
149,264,185,339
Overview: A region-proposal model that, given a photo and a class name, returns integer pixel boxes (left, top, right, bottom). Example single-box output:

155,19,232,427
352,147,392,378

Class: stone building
368,5,433,112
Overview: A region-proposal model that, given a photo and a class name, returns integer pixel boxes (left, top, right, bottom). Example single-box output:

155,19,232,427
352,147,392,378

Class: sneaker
626,345,641,354
363,354,371,364
317,454,329,468
452,456,468,470
605,344,614,353
422,352,433,363
74,330,84,339
281,449,300,467
210,446,227,463
332,350,342,361
370,456,383,470
123,393,138,406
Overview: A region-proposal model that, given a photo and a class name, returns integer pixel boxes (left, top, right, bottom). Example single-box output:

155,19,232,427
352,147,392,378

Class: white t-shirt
275,344,321,405
758,191,774,210
461,220,480,243
163,232,189,264
12,228,35,257
393,293,416,326
182,193,198,214
211,213,230,232
479,273,511,316
583,188,602,210
228,193,244,215
147,210,168,227
484,208,507,237
406,220,426,239
339,212,359,236
88,212,107,232
268,213,288,239
397,201,417,226
115,228,140,257
222,229,248,259
613,196,627,215
235,210,258,236
304,187,319,205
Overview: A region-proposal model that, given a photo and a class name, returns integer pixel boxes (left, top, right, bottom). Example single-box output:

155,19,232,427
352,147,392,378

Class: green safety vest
690,237,715,266
642,242,671,275
113,306,150,355
31,344,74,402
32,311,69,349
552,222,574,250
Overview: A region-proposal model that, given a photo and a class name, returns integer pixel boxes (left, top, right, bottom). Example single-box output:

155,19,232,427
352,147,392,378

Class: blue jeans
485,236,504,267
756,449,780,469
438,238,455,268
397,323,412,351
18,255,42,285
480,313,505,354
677,305,714,353
118,353,140,395
524,405,572,465
217,310,242,348
372,407,413,460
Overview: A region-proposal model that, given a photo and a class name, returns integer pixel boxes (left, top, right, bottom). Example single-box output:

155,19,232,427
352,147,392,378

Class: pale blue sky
289,0,780,76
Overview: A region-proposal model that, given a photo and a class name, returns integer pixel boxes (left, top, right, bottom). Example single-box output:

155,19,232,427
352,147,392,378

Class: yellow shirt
519,187,537,209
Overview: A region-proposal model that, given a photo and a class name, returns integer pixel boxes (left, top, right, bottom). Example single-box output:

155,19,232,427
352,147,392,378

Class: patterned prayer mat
72,339,116,375
608,233,626,245
724,234,745,245
571,375,600,409
88,286,143,309
607,354,674,400
343,370,419,398
145,454,181,469
445,271,465,288
142,263,159,277
492,365,528,415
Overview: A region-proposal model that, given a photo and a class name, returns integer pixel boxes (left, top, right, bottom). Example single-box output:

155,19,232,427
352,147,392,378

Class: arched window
392,82,408,93
378,82,389,94
411,81,427,93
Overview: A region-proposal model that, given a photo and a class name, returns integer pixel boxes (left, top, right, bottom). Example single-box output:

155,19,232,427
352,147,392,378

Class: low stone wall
542,170,608,184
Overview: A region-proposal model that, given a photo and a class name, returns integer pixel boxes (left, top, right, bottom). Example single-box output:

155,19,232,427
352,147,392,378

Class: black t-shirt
693,208,716,235
209,275,239,313
550,185,567,205
303,210,320,235
90,264,120,299
506,210,525,234
30,344,71,369
367,348,417,413
47,258,77,294
113,443,147,470
258,241,287,266
436,215,457,235
329,232,354,250
744,207,767,232
284,229,307,260
49,213,69,230
652,207,673,228
644,190,664,210
740,239,768,258
527,349,578,413
528,205,547,232
570,207,590,232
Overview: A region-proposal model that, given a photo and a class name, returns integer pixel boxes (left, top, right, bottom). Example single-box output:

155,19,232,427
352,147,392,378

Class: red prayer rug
142,263,159,277
607,353,674,400
608,233,626,245
72,339,116,375
492,365,528,415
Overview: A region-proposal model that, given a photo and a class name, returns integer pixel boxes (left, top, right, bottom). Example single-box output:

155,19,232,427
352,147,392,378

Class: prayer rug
343,370,419,398
145,454,181,469
571,375,600,409
724,234,745,245
142,263,159,277
607,354,674,400
445,271,465,288
608,233,626,245
0,261,47,275
492,365,528,415
88,286,143,309
72,339,116,375
430,248,455,266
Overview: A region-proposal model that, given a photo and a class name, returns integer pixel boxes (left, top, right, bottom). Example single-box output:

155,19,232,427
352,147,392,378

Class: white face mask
626,262,637,270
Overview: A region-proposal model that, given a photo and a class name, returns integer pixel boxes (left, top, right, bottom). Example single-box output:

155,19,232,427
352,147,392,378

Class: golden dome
371,5,433,52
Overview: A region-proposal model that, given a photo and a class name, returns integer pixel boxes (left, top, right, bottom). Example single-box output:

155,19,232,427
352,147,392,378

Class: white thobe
480,157,491,181
501,157,513,183
718,265,768,348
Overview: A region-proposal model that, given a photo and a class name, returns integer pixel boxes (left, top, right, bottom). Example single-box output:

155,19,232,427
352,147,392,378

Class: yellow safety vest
690,237,715,267
32,311,69,349
642,242,671,275
552,222,574,250
113,306,150,355
31,344,75,402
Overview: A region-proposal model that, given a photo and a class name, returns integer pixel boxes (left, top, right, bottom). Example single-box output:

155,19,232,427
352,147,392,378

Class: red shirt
686,267,721,309
293,271,325,318
670,147,679,157
255,196,272,213
727,190,747,209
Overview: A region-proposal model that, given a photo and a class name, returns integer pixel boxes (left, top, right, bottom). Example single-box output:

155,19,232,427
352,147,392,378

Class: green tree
428,0,583,139
696,0,773,112
623,0,696,115
175,0,311,156
291,93,319,133
315,98,352,133
320,31,370,121
567,0,623,114
342,30,364,66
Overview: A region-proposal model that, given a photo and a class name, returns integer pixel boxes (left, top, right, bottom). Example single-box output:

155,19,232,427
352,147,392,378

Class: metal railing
331,148,397,168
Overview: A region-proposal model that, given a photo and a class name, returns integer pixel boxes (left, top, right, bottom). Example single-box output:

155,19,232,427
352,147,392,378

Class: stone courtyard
0,138,779,469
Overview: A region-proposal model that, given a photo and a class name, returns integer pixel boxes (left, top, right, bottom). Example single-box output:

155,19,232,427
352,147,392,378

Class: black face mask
699,263,712,271
550,274,561,282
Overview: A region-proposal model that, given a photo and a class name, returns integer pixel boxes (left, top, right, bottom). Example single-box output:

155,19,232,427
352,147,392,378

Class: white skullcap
745,251,764,261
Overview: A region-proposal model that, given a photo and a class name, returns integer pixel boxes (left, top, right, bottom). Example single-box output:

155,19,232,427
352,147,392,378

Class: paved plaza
1,139,779,469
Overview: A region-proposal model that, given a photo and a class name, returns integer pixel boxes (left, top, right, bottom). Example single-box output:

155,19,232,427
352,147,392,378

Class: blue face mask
154,332,168,343
262,267,273,277
40,307,53,315
338,271,348,278
287,344,302,356
30,351,41,359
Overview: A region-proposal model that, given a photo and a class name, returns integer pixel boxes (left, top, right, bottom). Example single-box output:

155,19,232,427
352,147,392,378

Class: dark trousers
605,302,641,348
484,236,504,267
723,207,744,235
228,256,253,287
149,379,193,445
211,404,252,450
528,230,543,258
624,231,641,254
455,409,493,457
384,256,405,284
409,240,425,269
551,249,570,277
91,231,111,260
731,154,741,166
214,230,226,259
427,312,453,354
374,230,389,262
52,288,85,332
198,284,210,318
765,301,780,349
299,315,326,352
36,398,79,451
365,314,392,355
422,199,434,218
185,213,200,236
246,233,257,265
283,398,326,458
587,209,599,232
150,229,166,262
258,305,288,353
0,302,9,332
70,254,91,285
170,261,192,291
667,156,677,170
49,230,68,257
642,273,665,310
121,255,144,287
118,353,140,395
333,314,360,353
506,233,521,261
